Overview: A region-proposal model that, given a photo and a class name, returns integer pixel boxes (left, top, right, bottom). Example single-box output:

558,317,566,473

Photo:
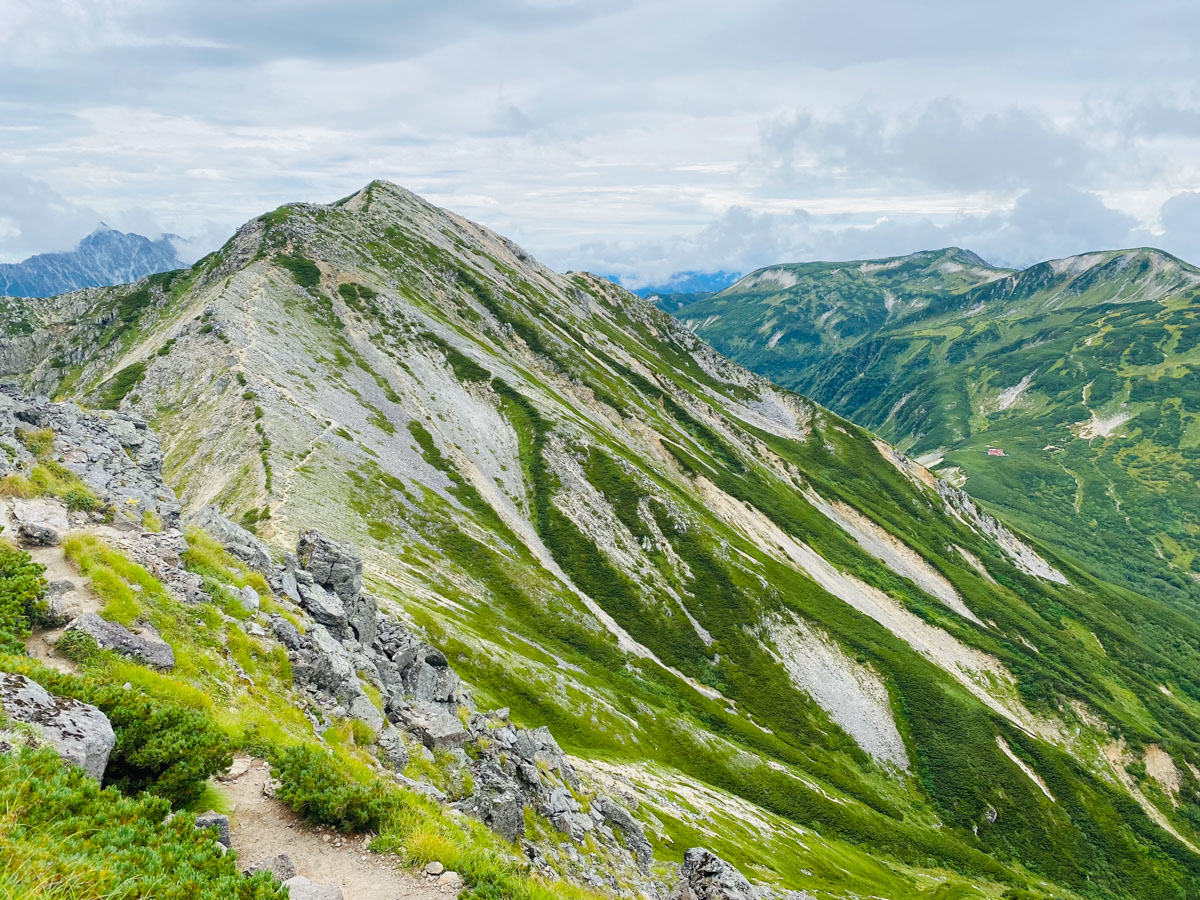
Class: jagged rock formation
66,613,176,670
0,225,183,298
666,849,760,900
168,508,656,889
0,387,180,531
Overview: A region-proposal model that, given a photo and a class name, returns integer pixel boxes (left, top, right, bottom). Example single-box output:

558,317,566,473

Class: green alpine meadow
667,247,1200,614
2,183,1200,899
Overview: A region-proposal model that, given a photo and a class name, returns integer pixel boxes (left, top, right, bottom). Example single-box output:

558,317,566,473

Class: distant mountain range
619,270,742,310
664,245,1200,610
0,225,184,298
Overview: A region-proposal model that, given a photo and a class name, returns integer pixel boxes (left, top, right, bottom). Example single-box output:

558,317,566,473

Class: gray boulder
392,700,469,750
294,624,358,701
282,876,344,900
269,614,302,650
669,848,760,900
192,506,273,573
38,580,83,628
0,672,114,780
486,791,525,843
298,581,347,631
593,794,653,872
376,723,410,771
247,853,297,882
10,498,69,545
67,613,175,670
195,810,231,847
239,584,260,612
297,530,362,604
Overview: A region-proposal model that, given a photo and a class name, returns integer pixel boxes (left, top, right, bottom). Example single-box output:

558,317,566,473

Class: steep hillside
674,247,1200,610
0,224,184,299
5,185,1200,899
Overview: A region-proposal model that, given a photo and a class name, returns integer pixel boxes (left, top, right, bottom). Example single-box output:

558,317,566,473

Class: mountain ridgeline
4,185,1200,899
670,246,1200,612
0,225,184,299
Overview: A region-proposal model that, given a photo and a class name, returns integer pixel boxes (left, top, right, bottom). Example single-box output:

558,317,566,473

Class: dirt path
221,757,448,899
23,539,103,674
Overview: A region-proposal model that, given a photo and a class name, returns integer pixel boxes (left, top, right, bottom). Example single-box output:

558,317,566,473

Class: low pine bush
269,743,398,832
3,659,232,808
0,747,284,900
0,539,47,654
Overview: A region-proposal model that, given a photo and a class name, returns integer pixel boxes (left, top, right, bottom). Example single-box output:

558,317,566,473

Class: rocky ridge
1,183,1198,898
0,390,677,897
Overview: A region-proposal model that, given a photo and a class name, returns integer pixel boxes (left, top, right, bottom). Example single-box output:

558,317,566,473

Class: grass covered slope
673,247,1200,611
3,186,1200,898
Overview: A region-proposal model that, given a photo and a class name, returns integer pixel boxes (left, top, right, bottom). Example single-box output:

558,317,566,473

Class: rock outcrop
0,388,181,530
9,498,69,545
193,506,274,573
667,849,760,900
0,672,115,780
67,613,176,670
260,526,653,885
296,530,376,647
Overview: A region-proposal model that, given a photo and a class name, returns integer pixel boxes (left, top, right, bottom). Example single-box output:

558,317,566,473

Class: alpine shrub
270,743,397,832
0,539,47,653
0,747,285,900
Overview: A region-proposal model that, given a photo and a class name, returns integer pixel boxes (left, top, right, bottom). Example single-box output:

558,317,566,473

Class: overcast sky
4,0,1200,286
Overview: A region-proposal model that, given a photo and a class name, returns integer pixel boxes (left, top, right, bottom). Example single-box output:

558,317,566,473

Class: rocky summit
1,182,1200,900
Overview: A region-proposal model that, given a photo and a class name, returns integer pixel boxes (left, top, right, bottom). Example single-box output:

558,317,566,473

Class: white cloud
577,187,1155,287
2,1,1200,279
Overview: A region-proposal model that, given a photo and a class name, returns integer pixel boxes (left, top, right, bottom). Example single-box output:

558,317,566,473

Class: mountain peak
0,225,183,298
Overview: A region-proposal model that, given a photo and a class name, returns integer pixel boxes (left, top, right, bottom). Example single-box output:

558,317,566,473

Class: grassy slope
3,192,1200,898
674,247,1200,613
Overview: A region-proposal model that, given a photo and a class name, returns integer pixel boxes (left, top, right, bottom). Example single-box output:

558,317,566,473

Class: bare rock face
66,613,176,670
297,530,375,647
0,672,115,780
668,848,761,900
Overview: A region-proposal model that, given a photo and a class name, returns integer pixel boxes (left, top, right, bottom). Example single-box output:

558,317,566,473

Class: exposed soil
220,757,449,899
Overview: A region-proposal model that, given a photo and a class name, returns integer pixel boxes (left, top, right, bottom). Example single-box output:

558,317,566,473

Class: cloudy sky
4,0,1200,286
